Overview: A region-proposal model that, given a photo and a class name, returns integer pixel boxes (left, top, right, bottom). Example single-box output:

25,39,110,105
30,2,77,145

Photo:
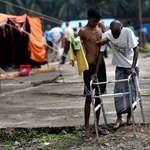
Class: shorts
83,61,107,96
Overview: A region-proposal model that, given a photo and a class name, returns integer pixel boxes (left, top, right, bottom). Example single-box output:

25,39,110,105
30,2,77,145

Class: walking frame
90,74,146,142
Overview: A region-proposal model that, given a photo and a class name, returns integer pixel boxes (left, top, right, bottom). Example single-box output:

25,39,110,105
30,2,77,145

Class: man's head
127,20,133,26
79,22,82,27
110,20,122,39
87,6,102,28
65,22,69,27
55,23,59,27
46,25,51,30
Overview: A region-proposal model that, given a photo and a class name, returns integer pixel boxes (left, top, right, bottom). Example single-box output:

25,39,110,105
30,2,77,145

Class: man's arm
129,46,138,76
99,22,107,33
96,22,108,45
78,28,84,41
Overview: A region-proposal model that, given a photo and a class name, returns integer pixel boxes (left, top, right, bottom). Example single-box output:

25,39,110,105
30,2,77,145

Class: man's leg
95,98,101,128
93,98,109,134
56,41,61,61
113,113,123,129
60,41,70,64
49,41,53,53
83,95,92,141
52,41,56,62
127,109,132,125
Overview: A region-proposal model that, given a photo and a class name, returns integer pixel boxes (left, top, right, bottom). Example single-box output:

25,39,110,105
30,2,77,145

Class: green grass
0,128,83,148
143,43,150,53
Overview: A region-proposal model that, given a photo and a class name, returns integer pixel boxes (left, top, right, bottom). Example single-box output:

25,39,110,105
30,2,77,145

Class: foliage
0,0,150,27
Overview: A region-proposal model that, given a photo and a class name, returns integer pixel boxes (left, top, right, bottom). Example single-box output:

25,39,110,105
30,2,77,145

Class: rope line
0,0,63,24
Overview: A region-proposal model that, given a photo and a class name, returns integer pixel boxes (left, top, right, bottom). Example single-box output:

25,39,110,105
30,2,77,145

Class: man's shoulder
79,25,88,32
121,27,133,35
65,26,73,31
97,21,103,28
103,30,111,35
122,27,130,31
51,27,56,32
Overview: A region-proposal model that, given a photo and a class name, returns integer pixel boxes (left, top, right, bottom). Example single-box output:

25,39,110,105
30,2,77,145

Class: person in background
60,22,73,64
91,20,139,129
74,27,78,38
77,22,82,34
127,20,134,32
45,25,53,53
77,6,109,142
50,24,63,62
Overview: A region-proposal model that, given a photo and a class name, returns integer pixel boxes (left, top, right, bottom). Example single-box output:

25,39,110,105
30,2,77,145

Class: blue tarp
61,18,114,31
142,24,150,35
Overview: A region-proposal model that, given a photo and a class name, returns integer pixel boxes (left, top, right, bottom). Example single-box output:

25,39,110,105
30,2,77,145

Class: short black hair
127,20,132,26
87,6,102,19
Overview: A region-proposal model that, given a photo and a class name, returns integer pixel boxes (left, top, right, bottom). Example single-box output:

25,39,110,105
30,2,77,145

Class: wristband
130,68,135,71
105,38,109,43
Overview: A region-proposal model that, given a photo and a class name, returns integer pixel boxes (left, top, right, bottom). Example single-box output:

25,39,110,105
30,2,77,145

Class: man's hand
91,73,97,81
71,42,77,51
96,38,107,45
129,68,136,77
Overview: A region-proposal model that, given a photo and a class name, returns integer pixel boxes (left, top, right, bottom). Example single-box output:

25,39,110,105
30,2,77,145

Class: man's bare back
78,22,107,64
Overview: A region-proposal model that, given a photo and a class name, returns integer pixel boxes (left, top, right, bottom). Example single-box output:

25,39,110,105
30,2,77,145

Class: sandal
82,135,93,142
98,129,109,135
92,128,109,135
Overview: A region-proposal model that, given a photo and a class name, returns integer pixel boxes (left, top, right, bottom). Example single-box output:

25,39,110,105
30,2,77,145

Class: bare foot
127,115,132,125
113,120,124,129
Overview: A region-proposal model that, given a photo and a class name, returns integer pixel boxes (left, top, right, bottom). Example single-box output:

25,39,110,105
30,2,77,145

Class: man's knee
86,95,91,102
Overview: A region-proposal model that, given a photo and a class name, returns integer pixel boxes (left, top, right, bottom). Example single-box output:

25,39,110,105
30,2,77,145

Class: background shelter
0,13,47,70
61,18,115,31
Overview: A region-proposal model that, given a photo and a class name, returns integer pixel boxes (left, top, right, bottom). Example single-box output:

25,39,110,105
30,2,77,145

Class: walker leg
135,76,146,125
138,92,146,125
97,81,108,127
128,80,137,137
90,84,99,142
92,104,99,142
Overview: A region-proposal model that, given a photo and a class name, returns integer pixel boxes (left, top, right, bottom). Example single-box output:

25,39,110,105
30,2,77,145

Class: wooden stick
0,68,26,83
30,74,62,86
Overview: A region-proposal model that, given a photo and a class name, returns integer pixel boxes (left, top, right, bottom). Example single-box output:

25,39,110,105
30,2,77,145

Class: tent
0,13,47,70
61,18,114,31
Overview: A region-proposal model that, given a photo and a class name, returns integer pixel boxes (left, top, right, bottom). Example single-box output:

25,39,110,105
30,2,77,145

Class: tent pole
41,16,49,67
9,19,16,69
138,0,143,48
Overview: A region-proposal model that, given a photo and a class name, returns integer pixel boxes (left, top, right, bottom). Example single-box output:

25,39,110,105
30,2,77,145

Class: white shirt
50,27,63,41
100,27,138,68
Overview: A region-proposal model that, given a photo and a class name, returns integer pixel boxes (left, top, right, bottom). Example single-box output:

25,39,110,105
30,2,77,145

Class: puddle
0,96,12,99
140,84,150,89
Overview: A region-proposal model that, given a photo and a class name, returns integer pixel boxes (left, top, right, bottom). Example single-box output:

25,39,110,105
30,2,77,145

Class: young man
45,25,53,52
78,6,109,142
91,20,139,129
60,22,74,64
50,24,63,62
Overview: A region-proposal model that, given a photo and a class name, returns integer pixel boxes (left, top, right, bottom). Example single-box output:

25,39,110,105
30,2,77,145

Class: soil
0,123,150,150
